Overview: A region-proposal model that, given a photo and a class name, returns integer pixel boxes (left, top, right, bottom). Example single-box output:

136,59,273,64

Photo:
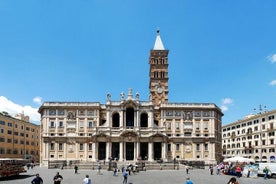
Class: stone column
119,142,123,161
84,143,87,161
120,111,124,127
134,142,137,160
106,142,110,161
64,143,67,161
137,142,140,160
92,143,96,161
106,109,110,127
162,142,166,160
148,142,153,161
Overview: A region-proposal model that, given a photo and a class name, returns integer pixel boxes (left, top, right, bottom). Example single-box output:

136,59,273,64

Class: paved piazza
0,167,275,184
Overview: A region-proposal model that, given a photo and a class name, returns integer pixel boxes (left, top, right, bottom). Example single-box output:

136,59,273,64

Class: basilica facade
39,31,223,166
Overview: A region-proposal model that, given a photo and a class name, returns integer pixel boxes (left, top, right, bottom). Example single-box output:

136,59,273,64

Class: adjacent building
222,109,276,163
39,30,223,167
0,112,40,162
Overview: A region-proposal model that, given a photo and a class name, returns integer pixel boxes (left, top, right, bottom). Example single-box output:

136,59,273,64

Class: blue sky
0,0,276,125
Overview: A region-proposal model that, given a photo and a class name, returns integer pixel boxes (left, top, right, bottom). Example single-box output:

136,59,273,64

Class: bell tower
149,30,169,106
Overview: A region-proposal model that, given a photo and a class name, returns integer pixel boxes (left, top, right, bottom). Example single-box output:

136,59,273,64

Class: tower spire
153,29,165,50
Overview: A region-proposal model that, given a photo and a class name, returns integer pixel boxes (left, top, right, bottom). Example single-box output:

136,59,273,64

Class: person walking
83,174,91,184
74,165,79,174
186,165,190,174
185,177,193,184
31,173,43,184
263,166,270,180
209,165,214,175
123,170,128,184
53,172,63,184
113,166,117,176
97,163,102,175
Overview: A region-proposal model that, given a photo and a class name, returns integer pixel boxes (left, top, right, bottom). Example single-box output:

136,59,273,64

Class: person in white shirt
83,174,91,184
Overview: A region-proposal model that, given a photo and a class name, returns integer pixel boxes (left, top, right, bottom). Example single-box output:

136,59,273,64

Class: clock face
157,86,163,94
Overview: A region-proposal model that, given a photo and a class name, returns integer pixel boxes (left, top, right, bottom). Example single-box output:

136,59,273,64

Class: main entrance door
98,142,106,160
111,142,119,160
140,142,148,160
154,142,162,160
126,142,134,160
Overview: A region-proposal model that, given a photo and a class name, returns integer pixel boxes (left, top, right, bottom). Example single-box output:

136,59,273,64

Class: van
254,163,276,179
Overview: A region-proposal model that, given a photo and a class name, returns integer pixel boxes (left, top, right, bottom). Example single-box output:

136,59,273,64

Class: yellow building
39,30,223,167
0,112,40,162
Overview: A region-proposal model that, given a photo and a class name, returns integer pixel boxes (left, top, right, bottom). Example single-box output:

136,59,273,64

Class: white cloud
222,98,233,105
33,96,43,105
220,98,234,112
268,53,276,63
0,96,40,123
221,105,228,112
269,80,276,86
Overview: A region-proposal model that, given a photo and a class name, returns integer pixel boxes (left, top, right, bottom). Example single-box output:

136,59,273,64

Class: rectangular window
176,144,180,151
50,122,55,128
168,144,171,151
175,122,180,129
0,148,5,154
80,143,84,151
0,137,5,142
88,143,92,151
59,143,63,151
79,121,84,128
8,122,13,127
196,144,200,151
204,144,208,151
59,121,63,127
50,143,55,150
88,122,93,128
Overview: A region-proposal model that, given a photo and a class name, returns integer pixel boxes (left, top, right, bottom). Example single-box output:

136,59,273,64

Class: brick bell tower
149,30,169,106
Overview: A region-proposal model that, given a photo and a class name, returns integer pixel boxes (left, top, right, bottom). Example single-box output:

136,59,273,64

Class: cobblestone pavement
0,167,275,184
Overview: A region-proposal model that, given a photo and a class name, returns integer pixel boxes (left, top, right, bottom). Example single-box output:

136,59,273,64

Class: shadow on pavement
0,174,34,181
